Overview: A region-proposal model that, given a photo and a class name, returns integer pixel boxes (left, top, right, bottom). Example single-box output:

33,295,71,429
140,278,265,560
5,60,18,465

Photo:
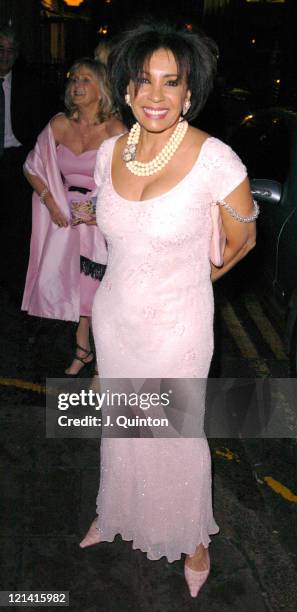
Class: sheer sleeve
94,139,110,187
205,139,248,266
204,139,248,202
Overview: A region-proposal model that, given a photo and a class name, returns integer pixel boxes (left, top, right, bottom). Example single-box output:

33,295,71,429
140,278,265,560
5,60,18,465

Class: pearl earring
125,93,131,107
182,99,191,116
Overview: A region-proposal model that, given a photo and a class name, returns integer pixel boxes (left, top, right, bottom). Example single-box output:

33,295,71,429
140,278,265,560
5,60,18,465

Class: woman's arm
24,170,68,227
24,114,69,227
211,177,256,282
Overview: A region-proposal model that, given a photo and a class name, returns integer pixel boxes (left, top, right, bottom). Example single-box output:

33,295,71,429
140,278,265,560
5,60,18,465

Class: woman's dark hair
108,22,219,122
65,58,114,122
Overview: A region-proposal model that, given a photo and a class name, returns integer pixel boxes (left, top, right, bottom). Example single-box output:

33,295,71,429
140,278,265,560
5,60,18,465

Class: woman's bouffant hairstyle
107,22,219,122
64,58,114,122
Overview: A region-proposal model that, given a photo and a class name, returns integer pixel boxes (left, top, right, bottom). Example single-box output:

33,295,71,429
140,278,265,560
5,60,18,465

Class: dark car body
230,108,297,373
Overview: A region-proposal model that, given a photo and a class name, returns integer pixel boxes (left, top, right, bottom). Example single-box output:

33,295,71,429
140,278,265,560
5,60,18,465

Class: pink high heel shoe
184,549,210,598
79,518,101,549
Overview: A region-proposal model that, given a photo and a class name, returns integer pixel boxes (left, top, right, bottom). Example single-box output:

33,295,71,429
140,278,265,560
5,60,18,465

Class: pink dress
92,135,247,562
56,144,102,316
22,120,107,322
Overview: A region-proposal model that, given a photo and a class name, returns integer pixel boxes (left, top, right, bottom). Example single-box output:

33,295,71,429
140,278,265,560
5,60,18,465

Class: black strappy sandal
65,343,95,377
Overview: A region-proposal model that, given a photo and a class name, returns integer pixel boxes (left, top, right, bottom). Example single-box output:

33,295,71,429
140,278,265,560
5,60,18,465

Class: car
230,107,297,375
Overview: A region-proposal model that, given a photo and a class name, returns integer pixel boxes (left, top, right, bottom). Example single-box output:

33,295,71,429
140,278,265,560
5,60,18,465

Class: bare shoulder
188,125,210,149
177,125,211,165
50,113,70,143
105,116,127,138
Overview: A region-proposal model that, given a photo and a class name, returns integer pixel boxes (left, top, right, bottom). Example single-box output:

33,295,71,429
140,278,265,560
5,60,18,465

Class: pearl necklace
122,120,189,176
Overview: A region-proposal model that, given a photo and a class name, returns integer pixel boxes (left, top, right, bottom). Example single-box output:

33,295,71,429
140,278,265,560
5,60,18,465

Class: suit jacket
10,61,44,150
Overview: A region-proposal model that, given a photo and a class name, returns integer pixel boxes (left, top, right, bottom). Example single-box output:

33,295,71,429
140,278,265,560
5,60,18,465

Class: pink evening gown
56,144,104,316
91,135,247,562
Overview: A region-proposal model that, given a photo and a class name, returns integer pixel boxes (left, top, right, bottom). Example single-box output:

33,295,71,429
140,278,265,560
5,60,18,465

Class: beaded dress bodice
91,133,247,563
92,134,247,378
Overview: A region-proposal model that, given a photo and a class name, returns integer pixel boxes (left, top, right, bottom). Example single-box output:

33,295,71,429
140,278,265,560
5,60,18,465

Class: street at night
1,271,297,610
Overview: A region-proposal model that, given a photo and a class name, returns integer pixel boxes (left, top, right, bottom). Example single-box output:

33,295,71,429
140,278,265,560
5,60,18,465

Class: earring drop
125,93,131,107
182,99,191,116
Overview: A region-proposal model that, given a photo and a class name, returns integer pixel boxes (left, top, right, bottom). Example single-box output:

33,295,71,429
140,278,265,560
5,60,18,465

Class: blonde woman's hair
64,57,114,122
94,40,112,66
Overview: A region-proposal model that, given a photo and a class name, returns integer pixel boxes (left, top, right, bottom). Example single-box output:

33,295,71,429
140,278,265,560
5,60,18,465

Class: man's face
0,35,18,76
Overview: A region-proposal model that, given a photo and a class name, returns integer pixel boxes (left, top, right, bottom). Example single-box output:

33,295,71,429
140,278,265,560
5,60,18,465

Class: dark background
1,0,297,132
1,5,297,610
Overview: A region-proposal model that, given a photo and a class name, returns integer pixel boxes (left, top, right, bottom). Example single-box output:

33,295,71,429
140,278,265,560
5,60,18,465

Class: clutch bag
209,202,226,267
70,196,97,226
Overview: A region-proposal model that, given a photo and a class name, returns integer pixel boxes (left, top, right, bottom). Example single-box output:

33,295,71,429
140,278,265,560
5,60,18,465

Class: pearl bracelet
40,188,49,205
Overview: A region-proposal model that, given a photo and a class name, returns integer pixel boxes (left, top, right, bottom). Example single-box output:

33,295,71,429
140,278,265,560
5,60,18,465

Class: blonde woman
22,58,124,374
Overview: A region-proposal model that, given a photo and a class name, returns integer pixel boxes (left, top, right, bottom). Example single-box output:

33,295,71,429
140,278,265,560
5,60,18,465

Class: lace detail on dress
80,256,106,280
199,138,246,171
199,137,248,202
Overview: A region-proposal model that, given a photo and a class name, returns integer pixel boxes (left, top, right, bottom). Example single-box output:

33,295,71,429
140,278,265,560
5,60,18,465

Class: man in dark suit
0,25,43,301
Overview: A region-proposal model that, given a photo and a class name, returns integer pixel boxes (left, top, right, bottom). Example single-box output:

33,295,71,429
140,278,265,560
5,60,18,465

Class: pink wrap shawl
21,121,107,322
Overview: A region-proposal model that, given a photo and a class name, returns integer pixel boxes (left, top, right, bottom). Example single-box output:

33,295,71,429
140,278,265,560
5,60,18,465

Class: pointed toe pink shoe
184,550,210,598
79,518,101,549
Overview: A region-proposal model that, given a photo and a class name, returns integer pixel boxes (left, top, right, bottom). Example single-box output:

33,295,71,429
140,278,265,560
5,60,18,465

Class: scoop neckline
108,134,215,204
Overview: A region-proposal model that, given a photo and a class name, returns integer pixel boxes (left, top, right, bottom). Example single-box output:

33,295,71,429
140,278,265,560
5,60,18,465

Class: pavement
1,285,297,611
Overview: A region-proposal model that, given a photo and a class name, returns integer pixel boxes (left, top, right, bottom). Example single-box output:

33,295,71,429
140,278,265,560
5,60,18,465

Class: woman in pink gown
80,24,258,597
22,58,124,374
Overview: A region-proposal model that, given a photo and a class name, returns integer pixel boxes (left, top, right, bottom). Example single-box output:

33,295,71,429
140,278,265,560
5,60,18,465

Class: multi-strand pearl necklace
122,120,189,176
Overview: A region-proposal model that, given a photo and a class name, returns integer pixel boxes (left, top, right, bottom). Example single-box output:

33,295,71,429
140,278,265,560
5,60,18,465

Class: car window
232,115,290,184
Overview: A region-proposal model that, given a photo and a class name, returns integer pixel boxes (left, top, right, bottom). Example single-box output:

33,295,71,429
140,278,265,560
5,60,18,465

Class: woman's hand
23,169,69,227
43,193,69,227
